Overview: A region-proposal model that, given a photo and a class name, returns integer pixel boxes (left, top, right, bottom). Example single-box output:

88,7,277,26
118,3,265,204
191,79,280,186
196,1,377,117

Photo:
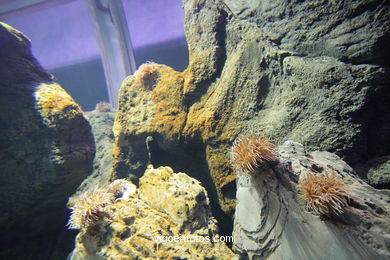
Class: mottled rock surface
74,110,116,195
356,156,390,189
0,23,95,258
233,141,390,259
111,0,390,223
69,166,237,260
224,0,390,66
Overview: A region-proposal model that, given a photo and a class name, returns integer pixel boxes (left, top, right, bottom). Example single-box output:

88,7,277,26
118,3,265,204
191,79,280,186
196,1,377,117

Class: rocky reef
69,166,236,259
233,141,390,259
107,0,389,258
1,0,389,259
0,23,95,258
111,0,390,224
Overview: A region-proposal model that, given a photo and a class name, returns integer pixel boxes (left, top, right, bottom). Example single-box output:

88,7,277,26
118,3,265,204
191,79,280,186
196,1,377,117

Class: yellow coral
299,169,351,216
35,83,82,126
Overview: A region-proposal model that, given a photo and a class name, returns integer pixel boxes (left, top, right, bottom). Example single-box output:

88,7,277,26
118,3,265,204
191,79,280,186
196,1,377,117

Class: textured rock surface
69,166,237,260
356,156,390,189
366,159,390,188
111,0,390,221
0,23,95,258
224,0,390,66
74,110,116,195
233,141,390,259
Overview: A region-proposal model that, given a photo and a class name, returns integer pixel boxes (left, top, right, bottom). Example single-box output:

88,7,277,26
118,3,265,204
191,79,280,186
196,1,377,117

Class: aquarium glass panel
123,0,188,71
1,0,108,111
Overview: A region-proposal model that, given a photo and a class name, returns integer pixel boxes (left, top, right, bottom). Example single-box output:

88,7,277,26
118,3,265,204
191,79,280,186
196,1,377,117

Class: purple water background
1,0,185,69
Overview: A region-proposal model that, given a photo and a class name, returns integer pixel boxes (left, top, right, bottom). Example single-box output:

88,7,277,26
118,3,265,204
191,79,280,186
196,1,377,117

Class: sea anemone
298,169,350,216
134,62,160,87
231,135,279,174
67,188,114,230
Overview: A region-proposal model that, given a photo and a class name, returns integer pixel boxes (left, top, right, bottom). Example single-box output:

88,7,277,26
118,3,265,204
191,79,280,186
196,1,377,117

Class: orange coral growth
299,169,351,216
231,135,278,174
67,188,114,230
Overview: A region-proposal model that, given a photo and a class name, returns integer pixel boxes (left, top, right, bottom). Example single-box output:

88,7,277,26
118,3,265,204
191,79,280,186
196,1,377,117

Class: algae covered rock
69,166,237,260
0,22,95,258
233,141,390,259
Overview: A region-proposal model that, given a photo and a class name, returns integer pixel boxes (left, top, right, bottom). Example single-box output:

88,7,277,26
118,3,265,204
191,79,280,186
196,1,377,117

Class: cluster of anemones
230,134,351,216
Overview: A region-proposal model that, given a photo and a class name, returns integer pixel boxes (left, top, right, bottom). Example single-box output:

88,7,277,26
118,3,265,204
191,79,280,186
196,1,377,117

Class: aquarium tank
0,0,389,259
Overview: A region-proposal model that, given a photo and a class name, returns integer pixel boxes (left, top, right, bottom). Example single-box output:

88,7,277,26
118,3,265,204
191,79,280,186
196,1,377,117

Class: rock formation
233,141,390,259
74,109,116,196
69,166,237,260
0,22,95,258
111,0,390,226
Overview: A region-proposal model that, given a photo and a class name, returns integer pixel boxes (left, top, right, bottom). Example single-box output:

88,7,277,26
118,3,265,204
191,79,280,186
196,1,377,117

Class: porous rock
0,22,95,258
233,141,390,259
69,166,237,260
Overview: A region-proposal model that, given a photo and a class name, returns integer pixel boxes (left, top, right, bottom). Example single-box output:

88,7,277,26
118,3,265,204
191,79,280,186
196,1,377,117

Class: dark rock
223,0,390,66
0,23,95,259
73,110,116,195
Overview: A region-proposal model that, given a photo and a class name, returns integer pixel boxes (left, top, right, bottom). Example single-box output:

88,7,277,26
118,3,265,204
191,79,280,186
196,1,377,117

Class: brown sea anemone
67,188,115,230
134,62,160,87
299,169,350,216
231,135,279,174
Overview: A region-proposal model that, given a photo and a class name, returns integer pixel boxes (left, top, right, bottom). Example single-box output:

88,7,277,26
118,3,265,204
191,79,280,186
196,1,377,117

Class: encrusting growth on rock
231,135,279,174
298,169,351,216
